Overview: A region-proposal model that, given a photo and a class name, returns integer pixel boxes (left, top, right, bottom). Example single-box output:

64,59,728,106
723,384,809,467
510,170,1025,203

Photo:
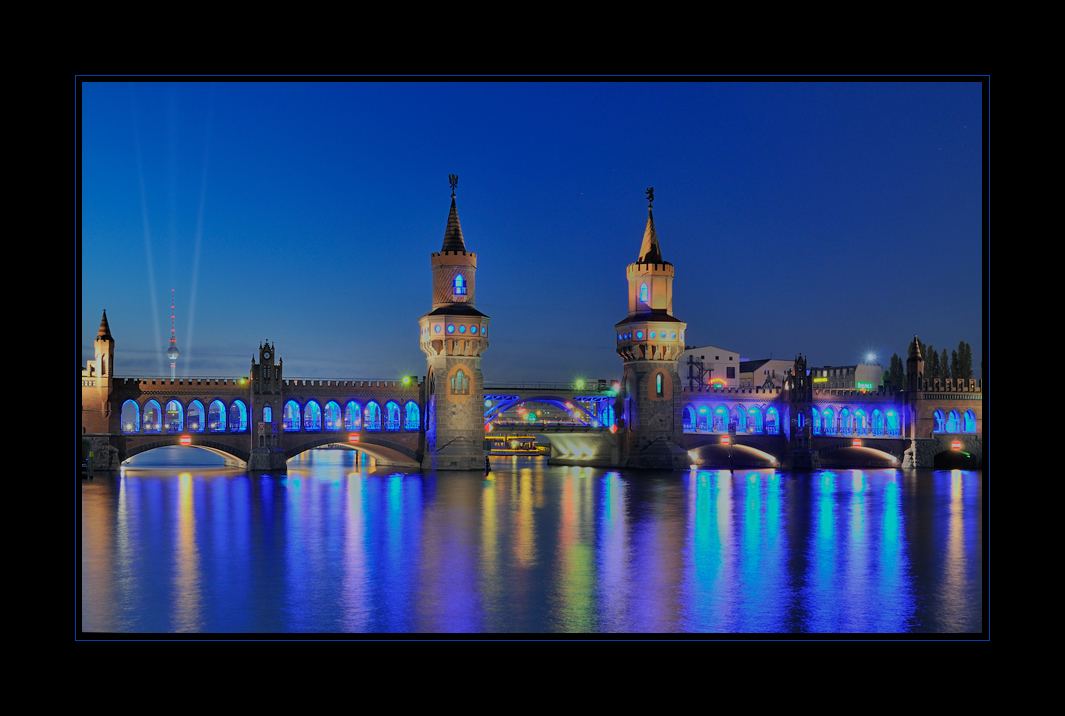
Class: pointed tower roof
909,334,923,358
97,310,113,341
441,196,466,253
637,207,664,263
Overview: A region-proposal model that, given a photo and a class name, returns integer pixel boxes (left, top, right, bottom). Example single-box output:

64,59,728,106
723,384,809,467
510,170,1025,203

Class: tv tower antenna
167,289,180,380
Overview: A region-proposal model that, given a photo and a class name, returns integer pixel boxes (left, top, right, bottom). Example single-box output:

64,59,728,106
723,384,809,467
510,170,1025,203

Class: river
79,449,984,635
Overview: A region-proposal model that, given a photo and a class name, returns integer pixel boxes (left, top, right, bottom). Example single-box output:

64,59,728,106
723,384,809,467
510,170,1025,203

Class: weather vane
449,174,458,197
646,187,654,207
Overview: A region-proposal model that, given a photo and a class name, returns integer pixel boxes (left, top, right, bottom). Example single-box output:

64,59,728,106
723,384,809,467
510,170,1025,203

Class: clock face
263,351,271,360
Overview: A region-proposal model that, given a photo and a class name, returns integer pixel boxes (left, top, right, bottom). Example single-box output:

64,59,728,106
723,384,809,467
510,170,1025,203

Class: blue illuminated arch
454,274,466,296
164,399,184,433
872,409,885,436
733,405,748,433
365,401,382,431
886,410,900,436
345,401,362,431
640,283,649,303
963,410,977,433
283,400,301,431
229,400,248,433
323,401,342,431
188,400,205,433
713,405,729,432
208,400,227,433
263,405,272,424
385,401,401,431
839,407,852,435
853,409,867,435
812,407,822,435
143,400,162,434
749,405,764,434
821,407,835,435
933,409,945,433
121,400,140,433
946,410,960,433
304,401,322,432
683,405,696,432
404,402,420,431
765,407,780,435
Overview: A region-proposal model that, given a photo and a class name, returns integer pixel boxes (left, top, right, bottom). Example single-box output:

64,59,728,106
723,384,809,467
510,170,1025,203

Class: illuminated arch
322,401,342,431
697,405,710,432
304,401,322,432
121,400,140,433
385,401,402,431
365,401,382,431
283,400,301,431
404,401,420,431
766,407,780,435
143,400,162,434
262,405,272,424
188,400,205,433
812,407,822,435
749,405,764,434
683,405,696,432
963,410,977,433
344,401,362,431
208,399,227,433
164,399,183,433
872,409,885,436
886,409,900,436
713,405,729,432
946,410,960,433
733,405,748,433
853,409,867,435
640,282,649,303
821,407,835,435
839,407,852,435
229,400,248,432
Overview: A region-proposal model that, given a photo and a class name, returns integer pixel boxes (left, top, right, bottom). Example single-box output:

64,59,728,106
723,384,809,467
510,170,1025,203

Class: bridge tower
81,310,116,434
248,340,287,472
614,189,690,469
419,176,490,470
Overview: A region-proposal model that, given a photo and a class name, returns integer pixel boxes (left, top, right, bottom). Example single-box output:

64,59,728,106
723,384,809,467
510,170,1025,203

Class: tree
927,344,941,380
940,348,950,380
956,341,973,380
951,349,959,379
886,353,905,391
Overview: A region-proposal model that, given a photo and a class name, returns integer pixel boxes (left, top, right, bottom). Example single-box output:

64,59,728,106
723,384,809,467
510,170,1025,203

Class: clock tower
248,339,286,471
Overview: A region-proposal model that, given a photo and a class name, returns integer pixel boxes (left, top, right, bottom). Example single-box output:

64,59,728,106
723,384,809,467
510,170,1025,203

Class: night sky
80,80,985,384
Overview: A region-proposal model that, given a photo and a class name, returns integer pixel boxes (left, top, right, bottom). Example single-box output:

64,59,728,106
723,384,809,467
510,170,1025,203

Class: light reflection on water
81,451,983,634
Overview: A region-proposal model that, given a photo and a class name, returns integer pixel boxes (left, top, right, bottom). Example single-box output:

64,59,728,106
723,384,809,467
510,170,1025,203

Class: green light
576,380,584,389
403,376,411,385
527,412,537,421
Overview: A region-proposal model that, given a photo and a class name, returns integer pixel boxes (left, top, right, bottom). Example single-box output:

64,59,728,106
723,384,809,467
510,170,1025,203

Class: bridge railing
484,381,614,392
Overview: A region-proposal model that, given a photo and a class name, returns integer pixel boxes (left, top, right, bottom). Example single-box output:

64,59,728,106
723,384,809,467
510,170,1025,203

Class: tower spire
637,187,664,264
167,289,179,380
441,174,466,253
97,309,113,340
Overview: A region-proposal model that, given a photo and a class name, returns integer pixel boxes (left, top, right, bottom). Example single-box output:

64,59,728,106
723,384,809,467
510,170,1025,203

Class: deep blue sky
80,80,985,382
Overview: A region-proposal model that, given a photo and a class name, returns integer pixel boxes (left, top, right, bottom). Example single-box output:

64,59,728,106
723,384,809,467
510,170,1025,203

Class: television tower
167,289,179,380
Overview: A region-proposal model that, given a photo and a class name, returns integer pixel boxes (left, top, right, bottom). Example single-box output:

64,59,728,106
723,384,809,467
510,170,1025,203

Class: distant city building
679,344,740,389
810,363,884,392
739,358,796,389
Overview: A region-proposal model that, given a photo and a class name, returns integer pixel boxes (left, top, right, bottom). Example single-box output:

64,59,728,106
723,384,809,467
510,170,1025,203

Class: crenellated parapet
682,385,784,397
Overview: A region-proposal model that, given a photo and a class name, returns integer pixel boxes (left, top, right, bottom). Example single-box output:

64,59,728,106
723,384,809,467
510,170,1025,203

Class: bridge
81,183,982,472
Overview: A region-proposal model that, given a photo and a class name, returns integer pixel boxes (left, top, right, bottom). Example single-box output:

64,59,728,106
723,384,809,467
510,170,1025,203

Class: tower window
656,373,663,397
640,283,649,303
454,274,467,296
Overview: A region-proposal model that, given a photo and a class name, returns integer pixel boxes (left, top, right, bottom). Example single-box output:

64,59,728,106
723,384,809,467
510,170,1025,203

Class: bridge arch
818,444,899,468
143,399,162,433
121,438,249,467
164,399,184,432
121,399,140,433
283,435,419,467
187,399,206,432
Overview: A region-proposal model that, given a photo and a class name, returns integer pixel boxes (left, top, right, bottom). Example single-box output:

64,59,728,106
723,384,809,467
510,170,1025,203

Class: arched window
404,402,420,431
188,400,205,433
304,401,322,432
853,409,867,436
324,401,342,431
385,401,402,431
872,409,885,436
656,373,663,397
208,400,226,433
697,406,710,432
229,400,248,432
963,410,977,433
683,405,695,432
946,410,960,433
365,402,382,431
283,400,301,431
811,407,821,435
164,400,183,433
263,405,272,424
822,408,835,435
453,274,466,296
121,400,140,433
451,370,469,395
933,409,946,433
839,408,852,435
734,405,748,433
766,407,780,435
345,401,362,431
143,400,162,433
713,406,728,432
750,405,764,434
640,283,649,303
886,410,900,436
